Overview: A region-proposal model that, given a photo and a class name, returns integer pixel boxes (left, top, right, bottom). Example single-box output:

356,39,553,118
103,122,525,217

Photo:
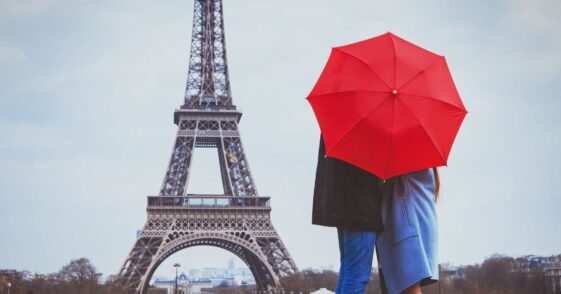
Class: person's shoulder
404,168,432,178
401,168,434,188
390,169,431,185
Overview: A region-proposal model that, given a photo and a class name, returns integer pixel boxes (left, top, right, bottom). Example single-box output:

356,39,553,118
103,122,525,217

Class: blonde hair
433,167,440,203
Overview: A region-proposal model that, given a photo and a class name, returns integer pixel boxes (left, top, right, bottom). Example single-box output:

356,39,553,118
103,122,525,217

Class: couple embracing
306,33,467,294
312,134,439,294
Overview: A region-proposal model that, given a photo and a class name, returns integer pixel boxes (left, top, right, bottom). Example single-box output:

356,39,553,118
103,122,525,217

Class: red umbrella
306,32,467,180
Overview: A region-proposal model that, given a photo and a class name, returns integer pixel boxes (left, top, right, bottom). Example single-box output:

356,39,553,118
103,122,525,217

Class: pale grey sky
1,0,560,278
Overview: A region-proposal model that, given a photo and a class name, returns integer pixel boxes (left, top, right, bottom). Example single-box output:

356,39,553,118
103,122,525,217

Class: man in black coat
311,134,388,293
312,135,384,231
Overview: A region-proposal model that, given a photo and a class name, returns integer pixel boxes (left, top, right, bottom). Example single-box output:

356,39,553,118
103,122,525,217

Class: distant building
545,267,561,294
188,268,200,280
151,259,255,292
201,267,228,279
209,276,237,287
515,255,552,270
440,264,467,278
0,270,18,277
151,272,188,293
550,255,561,267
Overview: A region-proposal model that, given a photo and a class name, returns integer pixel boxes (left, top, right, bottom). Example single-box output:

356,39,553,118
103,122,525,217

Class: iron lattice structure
117,1,298,293
184,0,231,107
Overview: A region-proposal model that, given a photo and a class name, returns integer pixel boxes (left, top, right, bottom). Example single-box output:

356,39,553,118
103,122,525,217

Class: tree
100,274,128,294
478,254,513,292
58,257,97,289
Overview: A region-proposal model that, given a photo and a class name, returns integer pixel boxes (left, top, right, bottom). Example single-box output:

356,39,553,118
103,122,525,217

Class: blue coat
377,168,439,294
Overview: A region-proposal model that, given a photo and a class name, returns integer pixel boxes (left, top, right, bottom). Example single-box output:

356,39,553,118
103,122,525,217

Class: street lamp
7,282,11,294
174,263,181,294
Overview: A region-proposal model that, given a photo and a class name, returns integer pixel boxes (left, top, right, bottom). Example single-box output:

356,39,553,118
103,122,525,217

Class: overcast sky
1,0,561,279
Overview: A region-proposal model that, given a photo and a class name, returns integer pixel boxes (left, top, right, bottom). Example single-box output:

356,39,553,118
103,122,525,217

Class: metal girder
183,0,232,108
159,119,257,197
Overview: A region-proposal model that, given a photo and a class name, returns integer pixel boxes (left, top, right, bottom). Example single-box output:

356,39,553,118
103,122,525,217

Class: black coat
311,135,385,232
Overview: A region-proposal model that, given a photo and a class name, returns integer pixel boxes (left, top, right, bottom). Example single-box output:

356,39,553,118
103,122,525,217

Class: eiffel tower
116,1,298,293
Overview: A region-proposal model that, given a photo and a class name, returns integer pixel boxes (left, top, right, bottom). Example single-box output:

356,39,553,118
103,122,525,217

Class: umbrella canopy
306,32,467,180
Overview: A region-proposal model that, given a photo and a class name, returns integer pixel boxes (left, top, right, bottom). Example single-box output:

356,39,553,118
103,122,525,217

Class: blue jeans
336,226,377,294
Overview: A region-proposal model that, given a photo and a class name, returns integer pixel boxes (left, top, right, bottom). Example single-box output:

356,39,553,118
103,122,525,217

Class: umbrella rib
325,96,392,155
306,90,390,100
397,57,443,91
399,93,467,111
333,48,393,91
396,98,447,165
384,98,397,179
389,33,397,89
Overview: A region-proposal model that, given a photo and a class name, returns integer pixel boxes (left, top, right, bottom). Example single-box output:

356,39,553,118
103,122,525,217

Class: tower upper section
182,0,233,109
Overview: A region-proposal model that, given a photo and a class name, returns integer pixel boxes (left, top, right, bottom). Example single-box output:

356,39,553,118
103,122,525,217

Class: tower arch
141,233,279,293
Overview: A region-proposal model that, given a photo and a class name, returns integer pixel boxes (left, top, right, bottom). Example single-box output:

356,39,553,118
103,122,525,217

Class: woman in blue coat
377,168,440,294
